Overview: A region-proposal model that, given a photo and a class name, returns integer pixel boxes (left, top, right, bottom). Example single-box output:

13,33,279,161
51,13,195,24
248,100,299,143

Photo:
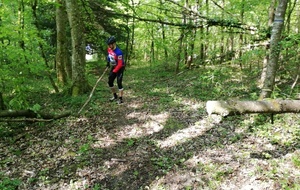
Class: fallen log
0,109,71,121
206,100,300,116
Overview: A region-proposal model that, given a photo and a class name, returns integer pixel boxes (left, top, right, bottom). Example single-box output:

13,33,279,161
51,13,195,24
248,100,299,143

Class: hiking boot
109,97,118,102
117,98,123,104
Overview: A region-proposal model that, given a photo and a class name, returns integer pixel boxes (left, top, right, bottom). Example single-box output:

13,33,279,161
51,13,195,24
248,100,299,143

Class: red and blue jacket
107,47,125,73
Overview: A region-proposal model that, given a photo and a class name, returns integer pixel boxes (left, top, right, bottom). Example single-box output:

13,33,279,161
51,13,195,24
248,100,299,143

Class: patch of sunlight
92,135,119,148
103,159,131,176
151,87,164,92
171,94,204,111
180,98,204,110
148,148,240,190
121,121,163,137
126,111,149,121
67,178,89,190
127,101,143,109
156,117,213,148
148,170,196,190
118,112,169,139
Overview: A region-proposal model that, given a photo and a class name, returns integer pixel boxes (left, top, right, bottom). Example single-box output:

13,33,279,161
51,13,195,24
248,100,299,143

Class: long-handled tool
78,67,109,114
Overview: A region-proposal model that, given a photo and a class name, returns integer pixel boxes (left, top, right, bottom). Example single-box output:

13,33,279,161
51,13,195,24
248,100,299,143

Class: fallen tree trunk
206,100,300,116
0,109,71,121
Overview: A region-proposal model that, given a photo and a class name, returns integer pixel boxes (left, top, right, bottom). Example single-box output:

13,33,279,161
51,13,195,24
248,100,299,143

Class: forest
0,0,299,189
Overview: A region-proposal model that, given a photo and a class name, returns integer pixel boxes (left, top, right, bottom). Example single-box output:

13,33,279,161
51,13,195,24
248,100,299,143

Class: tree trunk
175,33,183,73
150,27,155,63
18,0,28,64
126,0,136,66
260,0,288,99
65,0,89,96
0,92,5,110
56,0,69,85
0,109,71,121
259,0,276,88
238,0,245,69
219,0,225,64
206,100,300,116
161,22,169,69
159,0,168,69
32,0,59,93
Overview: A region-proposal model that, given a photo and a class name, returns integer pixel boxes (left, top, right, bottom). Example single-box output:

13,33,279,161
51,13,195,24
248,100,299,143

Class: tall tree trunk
175,33,184,73
259,0,276,88
65,0,89,96
238,0,245,69
18,0,28,64
186,2,198,69
175,1,187,73
203,0,209,63
0,92,5,110
32,0,59,93
284,0,297,64
56,0,69,85
183,0,189,67
219,0,225,64
160,0,168,69
161,22,169,69
259,0,288,99
125,0,136,67
150,27,155,64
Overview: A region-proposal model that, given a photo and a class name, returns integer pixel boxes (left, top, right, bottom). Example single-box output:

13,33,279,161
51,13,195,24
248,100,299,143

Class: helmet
106,36,116,45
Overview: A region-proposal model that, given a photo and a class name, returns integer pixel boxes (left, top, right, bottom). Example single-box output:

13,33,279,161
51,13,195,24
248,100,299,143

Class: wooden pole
78,67,108,114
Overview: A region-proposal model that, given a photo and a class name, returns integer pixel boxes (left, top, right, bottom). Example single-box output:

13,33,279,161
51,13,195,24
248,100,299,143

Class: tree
259,0,288,99
56,0,70,85
31,0,59,93
259,0,277,88
206,100,300,116
65,0,89,96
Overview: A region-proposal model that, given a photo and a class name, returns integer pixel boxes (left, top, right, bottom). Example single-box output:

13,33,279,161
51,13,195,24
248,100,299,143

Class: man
86,44,93,54
106,36,125,104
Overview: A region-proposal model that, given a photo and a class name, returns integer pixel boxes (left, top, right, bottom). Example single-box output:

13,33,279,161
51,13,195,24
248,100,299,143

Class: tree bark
0,92,5,110
65,0,89,96
32,0,59,93
0,110,71,120
259,0,276,88
260,0,288,99
56,0,69,85
206,100,300,116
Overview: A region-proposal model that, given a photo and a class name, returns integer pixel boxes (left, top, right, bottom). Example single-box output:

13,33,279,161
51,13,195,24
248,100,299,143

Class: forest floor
1,64,300,190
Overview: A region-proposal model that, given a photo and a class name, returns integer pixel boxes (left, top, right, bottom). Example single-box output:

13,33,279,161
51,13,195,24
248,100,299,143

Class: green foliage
0,173,21,190
78,143,90,155
151,156,173,173
0,0,54,110
126,138,136,147
292,154,300,168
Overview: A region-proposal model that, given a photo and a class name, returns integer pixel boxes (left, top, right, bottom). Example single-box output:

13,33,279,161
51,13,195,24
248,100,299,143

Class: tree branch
0,109,71,121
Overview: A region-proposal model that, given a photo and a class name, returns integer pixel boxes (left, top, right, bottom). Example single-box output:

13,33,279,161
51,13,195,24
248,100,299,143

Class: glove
106,62,110,68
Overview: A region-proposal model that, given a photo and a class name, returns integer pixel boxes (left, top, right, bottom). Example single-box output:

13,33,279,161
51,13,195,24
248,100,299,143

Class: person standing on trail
106,36,125,104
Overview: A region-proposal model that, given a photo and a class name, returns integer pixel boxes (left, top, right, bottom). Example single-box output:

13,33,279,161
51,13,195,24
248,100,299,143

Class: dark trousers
108,67,125,90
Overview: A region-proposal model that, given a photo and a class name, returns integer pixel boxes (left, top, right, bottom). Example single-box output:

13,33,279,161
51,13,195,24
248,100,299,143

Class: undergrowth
0,62,299,189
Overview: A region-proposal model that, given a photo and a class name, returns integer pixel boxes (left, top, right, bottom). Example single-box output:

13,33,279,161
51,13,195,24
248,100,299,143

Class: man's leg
108,72,118,101
116,68,124,104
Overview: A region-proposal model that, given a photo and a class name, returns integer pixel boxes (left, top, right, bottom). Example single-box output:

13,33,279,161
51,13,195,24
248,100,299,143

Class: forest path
1,66,299,189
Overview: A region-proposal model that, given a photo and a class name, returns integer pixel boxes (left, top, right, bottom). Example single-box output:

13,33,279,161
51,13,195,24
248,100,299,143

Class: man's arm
113,54,124,73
